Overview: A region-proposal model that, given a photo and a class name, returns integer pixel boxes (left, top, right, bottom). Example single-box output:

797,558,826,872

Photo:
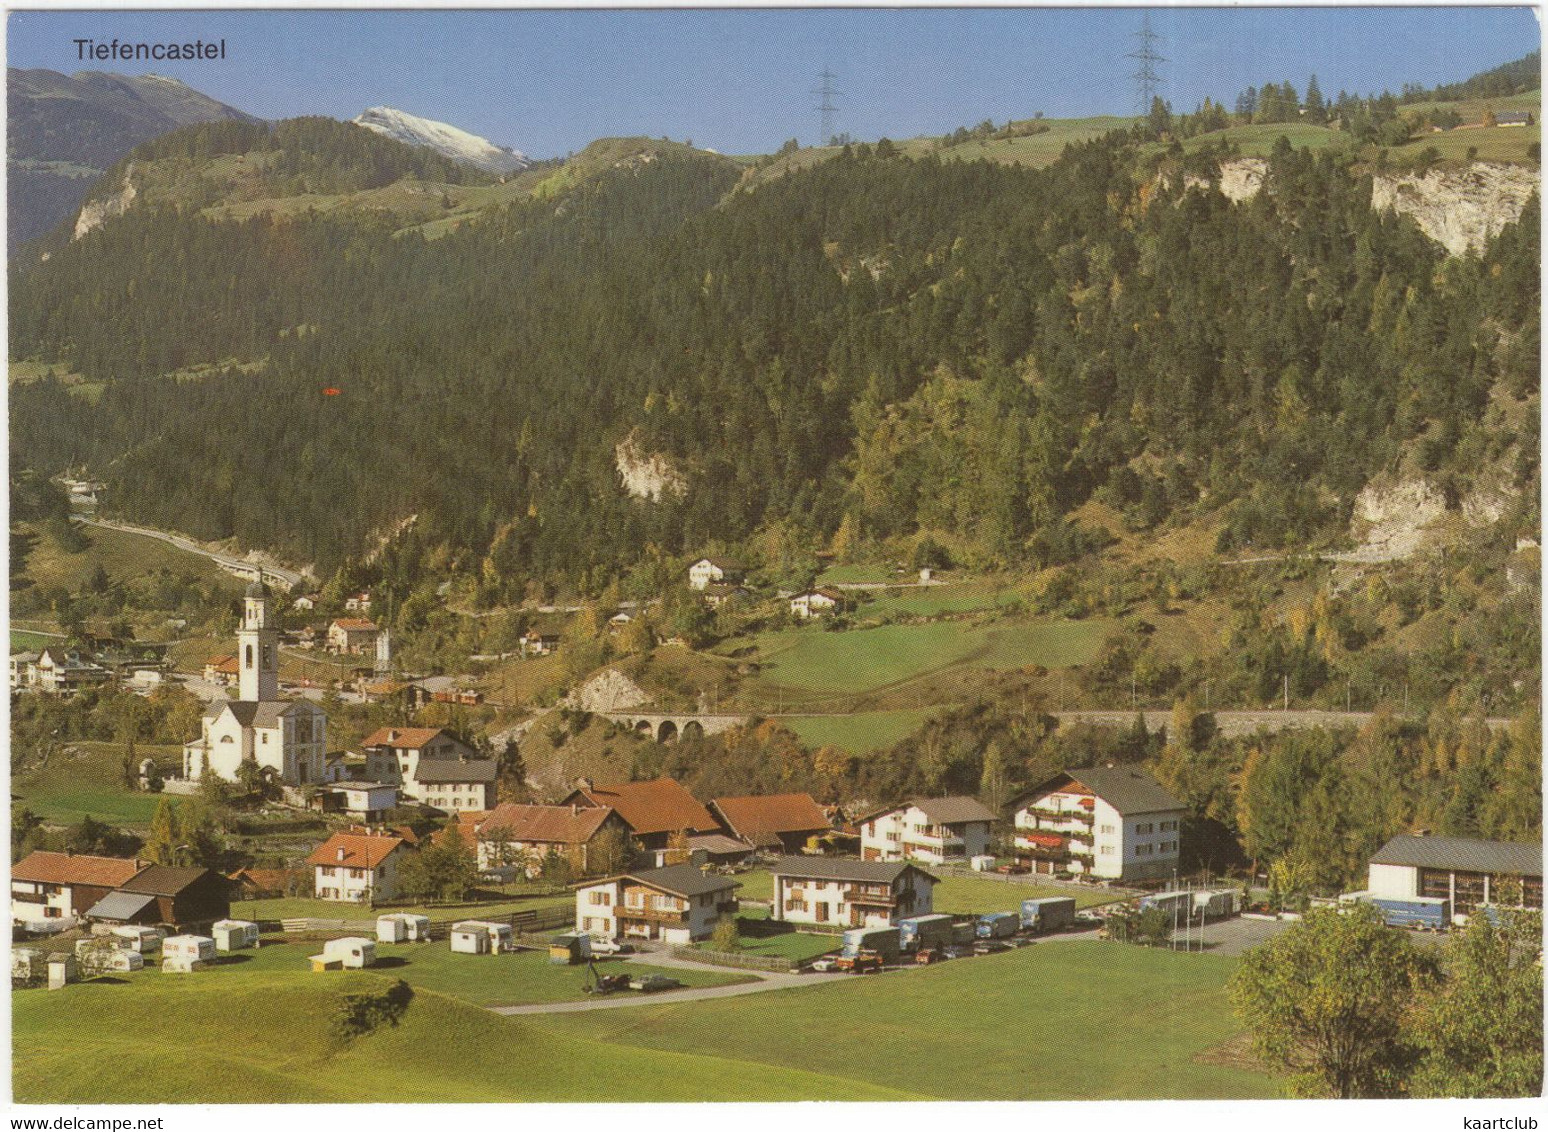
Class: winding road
76,515,306,589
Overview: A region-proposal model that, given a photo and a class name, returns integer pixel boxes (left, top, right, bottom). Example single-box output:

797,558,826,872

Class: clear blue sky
6,7,1539,158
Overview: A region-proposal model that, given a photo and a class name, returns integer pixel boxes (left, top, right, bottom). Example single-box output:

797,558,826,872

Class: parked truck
1138,890,1192,917
975,911,1019,940
1367,895,1450,931
1019,896,1077,935
1191,889,1239,921
840,925,900,964
897,913,955,953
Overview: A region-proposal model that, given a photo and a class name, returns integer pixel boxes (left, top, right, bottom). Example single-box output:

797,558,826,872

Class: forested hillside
10,117,1540,602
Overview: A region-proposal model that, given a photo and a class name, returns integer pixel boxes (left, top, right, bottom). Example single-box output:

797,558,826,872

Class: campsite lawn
230,890,575,922
531,941,1277,1100
14,969,914,1103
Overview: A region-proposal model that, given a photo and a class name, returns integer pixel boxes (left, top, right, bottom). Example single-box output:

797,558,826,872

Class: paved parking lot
1175,915,1293,956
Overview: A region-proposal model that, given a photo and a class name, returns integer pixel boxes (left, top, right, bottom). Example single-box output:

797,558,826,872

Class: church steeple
239,578,279,701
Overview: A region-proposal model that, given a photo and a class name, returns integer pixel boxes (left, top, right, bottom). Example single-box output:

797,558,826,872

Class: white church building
182,580,329,786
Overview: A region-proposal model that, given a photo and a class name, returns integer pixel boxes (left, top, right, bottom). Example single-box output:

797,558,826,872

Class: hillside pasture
781,707,944,753
12,740,182,827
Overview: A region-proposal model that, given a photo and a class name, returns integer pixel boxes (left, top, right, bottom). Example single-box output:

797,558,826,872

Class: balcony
619,905,689,925
1023,807,1094,826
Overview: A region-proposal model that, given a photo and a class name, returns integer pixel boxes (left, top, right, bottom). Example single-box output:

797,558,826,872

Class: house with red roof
560,776,718,851
709,792,833,854
467,802,631,875
307,831,413,902
327,618,380,655
11,851,145,927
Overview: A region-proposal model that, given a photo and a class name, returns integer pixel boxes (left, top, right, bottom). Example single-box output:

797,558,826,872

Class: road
1052,709,1514,736
76,515,306,589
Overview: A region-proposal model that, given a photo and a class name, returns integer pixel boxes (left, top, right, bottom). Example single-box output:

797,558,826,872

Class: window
1101,846,1115,855
1136,844,1153,857
589,890,612,907
1100,824,1115,834
1136,822,1154,835
1160,819,1178,832
261,732,269,744
45,907,61,918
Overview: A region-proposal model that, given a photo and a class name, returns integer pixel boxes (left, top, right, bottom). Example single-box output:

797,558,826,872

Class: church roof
245,578,272,599
204,699,322,726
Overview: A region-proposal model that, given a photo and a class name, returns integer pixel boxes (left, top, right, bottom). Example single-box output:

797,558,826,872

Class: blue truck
975,911,1019,940
1367,895,1450,930
1019,896,1077,934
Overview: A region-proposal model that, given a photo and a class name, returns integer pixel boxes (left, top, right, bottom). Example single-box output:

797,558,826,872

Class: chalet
11,852,144,928
769,857,938,928
688,557,746,591
227,867,307,899
85,866,232,933
858,796,997,865
308,832,413,903
562,776,719,851
470,802,629,875
1365,834,1542,917
709,792,833,854
789,587,847,619
520,624,563,657
203,654,239,686
701,583,748,610
328,618,380,655
574,863,740,944
32,647,111,695
1010,766,1184,882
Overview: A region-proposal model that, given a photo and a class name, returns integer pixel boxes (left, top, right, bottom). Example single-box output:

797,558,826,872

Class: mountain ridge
352,105,530,175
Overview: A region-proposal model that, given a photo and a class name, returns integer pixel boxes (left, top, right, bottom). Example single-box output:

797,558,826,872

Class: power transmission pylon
813,68,843,146
1127,14,1166,114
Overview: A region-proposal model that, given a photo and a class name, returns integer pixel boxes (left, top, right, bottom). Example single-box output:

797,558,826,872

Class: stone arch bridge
598,711,748,744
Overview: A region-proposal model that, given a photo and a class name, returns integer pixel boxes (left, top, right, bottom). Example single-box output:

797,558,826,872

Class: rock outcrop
1370,163,1538,257
74,164,136,240
615,433,686,502
565,668,650,714
1344,478,1448,563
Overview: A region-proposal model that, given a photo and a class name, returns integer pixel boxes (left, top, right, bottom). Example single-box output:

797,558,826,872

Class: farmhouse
574,863,740,944
562,776,719,850
360,725,493,808
86,866,232,934
31,647,111,695
308,831,413,903
328,618,380,655
688,557,746,591
1011,766,1184,882
709,792,833,854
1365,833,1543,916
203,655,239,686
769,857,938,928
11,852,145,928
181,582,329,787
858,796,996,865
789,587,847,619
470,802,628,875
701,582,748,609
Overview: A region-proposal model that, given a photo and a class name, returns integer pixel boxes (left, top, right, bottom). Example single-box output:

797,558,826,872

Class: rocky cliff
1370,162,1538,256
73,165,136,240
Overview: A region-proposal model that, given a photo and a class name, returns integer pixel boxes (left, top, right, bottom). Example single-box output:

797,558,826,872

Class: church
182,580,329,786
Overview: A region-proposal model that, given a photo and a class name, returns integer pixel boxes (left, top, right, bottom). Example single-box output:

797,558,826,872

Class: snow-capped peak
352,106,528,175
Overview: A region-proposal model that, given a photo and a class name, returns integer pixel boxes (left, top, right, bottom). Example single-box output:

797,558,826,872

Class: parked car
589,938,635,956
915,948,944,965
973,940,1012,955
807,956,841,973
941,944,974,960
995,863,1030,875
631,974,683,992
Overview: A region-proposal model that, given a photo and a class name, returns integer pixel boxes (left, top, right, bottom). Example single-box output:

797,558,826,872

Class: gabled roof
710,793,831,847
476,803,616,845
857,796,997,826
1370,835,1542,877
12,851,144,888
589,863,740,899
694,557,745,572
361,726,449,750
412,758,498,785
566,777,717,836
687,833,756,855
331,618,378,631
768,856,939,886
306,833,409,869
1017,766,1184,816
117,865,221,897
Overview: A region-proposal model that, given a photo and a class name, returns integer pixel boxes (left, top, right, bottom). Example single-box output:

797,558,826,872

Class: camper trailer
213,920,260,952
1192,889,1239,921
310,936,377,971
110,925,164,954
1019,896,1077,934
376,912,432,943
161,935,217,972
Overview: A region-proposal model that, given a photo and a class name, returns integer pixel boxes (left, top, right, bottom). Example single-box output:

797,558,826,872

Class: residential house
1365,834,1543,917
520,618,563,658
769,857,938,928
227,867,307,899
859,796,997,865
360,726,494,808
85,866,232,933
709,792,833,854
11,852,144,927
32,647,111,695
203,654,239,686
344,592,372,612
574,863,740,944
789,587,847,619
308,832,413,903
412,756,498,812
328,618,380,655
701,583,748,610
469,803,629,875
292,594,319,611
562,776,719,851
688,557,746,591
1494,111,1535,127
1010,765,1185,882
10,651,39,691
313,781,400,822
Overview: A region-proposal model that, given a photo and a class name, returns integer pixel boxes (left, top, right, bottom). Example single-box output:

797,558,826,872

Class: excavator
581,958,632,996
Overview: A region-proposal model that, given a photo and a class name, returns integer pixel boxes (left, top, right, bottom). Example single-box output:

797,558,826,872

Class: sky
5,6,1541,159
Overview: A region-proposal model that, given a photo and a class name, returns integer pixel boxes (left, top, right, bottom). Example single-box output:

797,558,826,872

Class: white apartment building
1012,766,1184,882
574,864,740,944
859,796,996,865
768,857,938,929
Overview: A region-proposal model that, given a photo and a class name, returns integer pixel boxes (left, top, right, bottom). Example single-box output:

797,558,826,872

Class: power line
1126,14,1167,114
812,67,843,146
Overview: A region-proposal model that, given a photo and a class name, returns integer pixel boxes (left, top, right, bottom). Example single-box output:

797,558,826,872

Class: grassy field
9,629,60,651
16,519,245,614
231,890,575,922
1390,122,1541,163
14,968,910,1102
12,741,182,827
782,707,945,753
732,868,1115,914
741,616,1109,697
861,578,1025,617
531,941,1275,1100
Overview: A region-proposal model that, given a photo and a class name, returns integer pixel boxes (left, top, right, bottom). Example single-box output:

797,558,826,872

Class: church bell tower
239,578,280,702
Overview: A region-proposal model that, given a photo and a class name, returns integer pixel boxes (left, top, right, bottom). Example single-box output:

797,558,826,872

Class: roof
769,856,939,885
11,650,40,663
12,851,144,888
476,803,616,845
1370,835,1542,877
362,726,448,750
1019,766,1184,816
602,863,740,898
227,867,303,892
695,557,745,572
306,833,409,869
568,777,717,836
331,618,378,632
204,699,314,727
206,653,236,668
83,890,158,922
687,833,756,855
412,758,498,785
857,796,997,826
711,793,832,847
117,865,219,897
